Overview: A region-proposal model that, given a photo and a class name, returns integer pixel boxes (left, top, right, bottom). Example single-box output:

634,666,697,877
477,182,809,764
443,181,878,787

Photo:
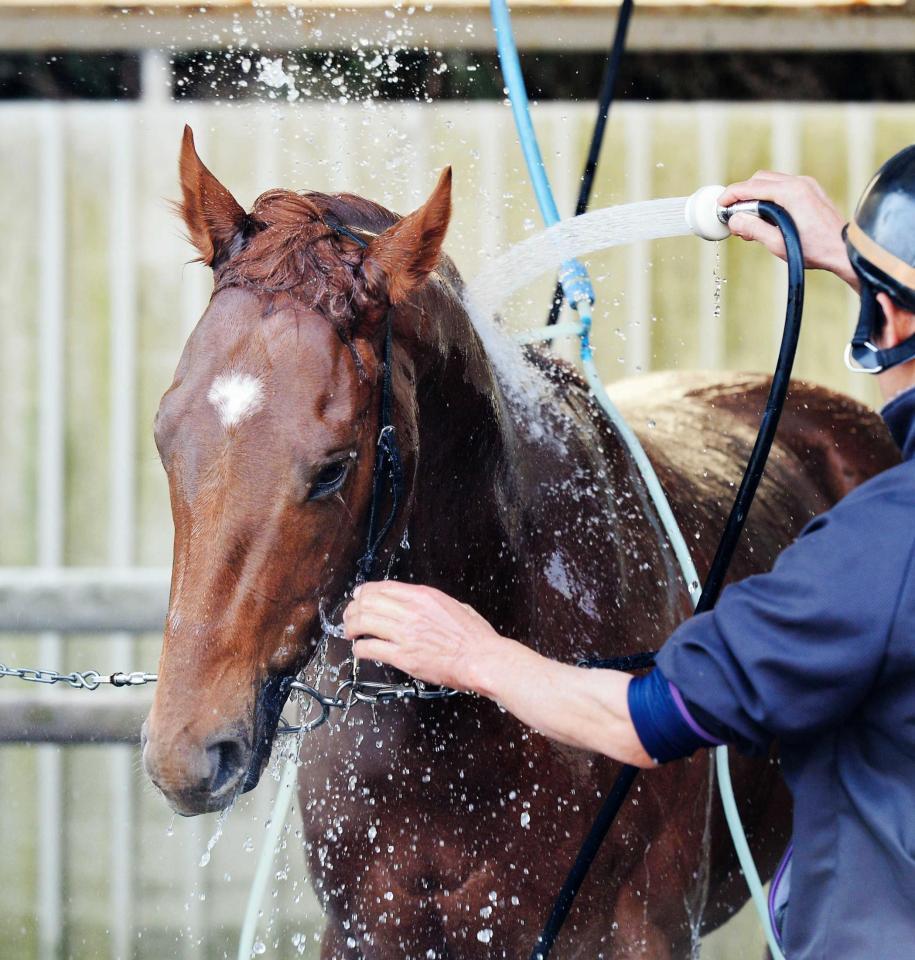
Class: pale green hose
237,756,299,960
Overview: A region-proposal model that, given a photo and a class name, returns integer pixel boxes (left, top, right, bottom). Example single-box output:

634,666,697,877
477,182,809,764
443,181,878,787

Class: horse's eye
308,459,350,501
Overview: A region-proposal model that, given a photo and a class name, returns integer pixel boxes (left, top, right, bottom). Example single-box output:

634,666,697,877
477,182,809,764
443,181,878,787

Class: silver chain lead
0,662,157,690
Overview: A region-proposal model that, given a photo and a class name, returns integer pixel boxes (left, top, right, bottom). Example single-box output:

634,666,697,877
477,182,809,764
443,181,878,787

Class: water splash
462,195,696,440
712,242,724,328
465,196,692,321
199,802,235,867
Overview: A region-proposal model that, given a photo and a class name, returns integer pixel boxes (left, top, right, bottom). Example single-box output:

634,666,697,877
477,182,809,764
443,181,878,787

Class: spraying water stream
465,196,693,322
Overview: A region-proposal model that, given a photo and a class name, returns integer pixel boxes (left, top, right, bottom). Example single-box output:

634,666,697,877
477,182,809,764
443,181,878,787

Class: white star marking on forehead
207,372,264,429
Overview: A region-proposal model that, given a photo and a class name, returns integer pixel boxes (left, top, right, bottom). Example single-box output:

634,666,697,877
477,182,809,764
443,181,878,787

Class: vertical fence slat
479,106,505,253
551,110,579,365
140,50,171,108
624,107,650,375
845,104,876,404
37,102,65,960
109,106,137,960
698,105,725,369
770,105,801,356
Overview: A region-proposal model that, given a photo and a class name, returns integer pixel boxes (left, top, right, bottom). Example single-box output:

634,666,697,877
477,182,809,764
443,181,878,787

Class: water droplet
477,929,493,943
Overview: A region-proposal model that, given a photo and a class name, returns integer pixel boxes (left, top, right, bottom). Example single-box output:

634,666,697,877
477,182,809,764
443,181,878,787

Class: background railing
1,98,912,959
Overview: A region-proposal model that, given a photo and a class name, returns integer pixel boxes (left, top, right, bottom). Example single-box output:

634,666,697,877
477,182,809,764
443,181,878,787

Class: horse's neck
398,307,516,618
400,303,625,636
402,313,689,665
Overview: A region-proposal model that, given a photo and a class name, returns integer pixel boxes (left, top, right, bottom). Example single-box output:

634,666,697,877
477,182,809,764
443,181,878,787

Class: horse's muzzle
141,674,293,816
141,718,254,816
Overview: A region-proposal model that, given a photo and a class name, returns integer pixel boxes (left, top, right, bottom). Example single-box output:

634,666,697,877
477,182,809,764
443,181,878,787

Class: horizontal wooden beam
2,5,914,50
0,567,169,633
0,0,903,8
0,694,150,744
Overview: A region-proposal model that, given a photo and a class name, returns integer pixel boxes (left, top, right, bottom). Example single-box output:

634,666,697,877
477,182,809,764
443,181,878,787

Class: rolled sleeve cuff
627,668,725,764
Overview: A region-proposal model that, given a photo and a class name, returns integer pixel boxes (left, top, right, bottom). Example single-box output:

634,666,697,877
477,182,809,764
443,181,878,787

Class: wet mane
212,189,401,336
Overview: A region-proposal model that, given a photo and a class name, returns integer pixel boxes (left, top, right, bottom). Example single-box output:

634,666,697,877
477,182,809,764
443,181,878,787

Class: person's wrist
823,227,858,288
466,632,528,701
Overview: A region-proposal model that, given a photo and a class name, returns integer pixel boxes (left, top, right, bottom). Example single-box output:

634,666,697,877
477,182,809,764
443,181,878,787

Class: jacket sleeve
655,504,914,756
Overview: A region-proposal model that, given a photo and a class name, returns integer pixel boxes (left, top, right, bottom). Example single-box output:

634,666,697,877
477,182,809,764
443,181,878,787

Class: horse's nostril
206,737,246,795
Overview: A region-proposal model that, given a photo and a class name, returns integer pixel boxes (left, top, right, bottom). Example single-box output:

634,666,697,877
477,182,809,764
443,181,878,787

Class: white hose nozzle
685,184,731,241
686,186,764,241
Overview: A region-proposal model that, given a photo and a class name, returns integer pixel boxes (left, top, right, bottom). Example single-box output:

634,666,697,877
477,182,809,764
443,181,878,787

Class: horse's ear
177,125,247,268
363,167,452,306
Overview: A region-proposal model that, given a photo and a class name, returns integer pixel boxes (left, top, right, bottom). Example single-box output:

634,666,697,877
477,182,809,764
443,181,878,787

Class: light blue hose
490,0,596,320
490,2,785,957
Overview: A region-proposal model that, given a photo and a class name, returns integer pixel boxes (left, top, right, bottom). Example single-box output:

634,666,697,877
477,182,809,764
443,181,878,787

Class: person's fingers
352,579,422,603
727,213,786,259
717,174,798,208
343,605,406,641
747,170,792,184
353,637,403,667
345,583,434,631
347,589,412,621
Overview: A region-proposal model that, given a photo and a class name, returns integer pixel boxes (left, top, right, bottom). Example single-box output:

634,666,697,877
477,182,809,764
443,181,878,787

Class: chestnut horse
142,126,899,958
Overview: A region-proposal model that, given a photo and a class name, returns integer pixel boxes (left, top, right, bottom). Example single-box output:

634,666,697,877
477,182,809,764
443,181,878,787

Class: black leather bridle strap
356,312,404,584
323,219,405,584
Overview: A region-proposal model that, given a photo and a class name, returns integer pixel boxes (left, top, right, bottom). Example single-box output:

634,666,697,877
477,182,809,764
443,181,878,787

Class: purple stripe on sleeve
768,843,793,951
668,681,726,745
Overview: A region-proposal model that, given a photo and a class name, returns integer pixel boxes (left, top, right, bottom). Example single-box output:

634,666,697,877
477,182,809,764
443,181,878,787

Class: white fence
1,98,913,959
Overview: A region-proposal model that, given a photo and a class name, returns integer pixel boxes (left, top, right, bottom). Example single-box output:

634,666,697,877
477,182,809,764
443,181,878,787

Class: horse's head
142,126,452,815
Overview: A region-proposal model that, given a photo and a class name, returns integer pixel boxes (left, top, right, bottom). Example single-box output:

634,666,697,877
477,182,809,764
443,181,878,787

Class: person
343,146,915,959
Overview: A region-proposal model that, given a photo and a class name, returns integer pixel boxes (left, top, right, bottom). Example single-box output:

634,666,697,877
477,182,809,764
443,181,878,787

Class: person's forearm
468,636,653,768
343,582,653,766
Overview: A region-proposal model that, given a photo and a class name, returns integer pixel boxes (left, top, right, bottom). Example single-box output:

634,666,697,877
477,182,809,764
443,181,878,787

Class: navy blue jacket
629,386,915,959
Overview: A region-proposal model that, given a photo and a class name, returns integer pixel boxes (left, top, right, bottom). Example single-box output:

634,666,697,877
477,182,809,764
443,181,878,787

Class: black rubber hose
546,0,635,326
529,202,805,960
693,201,805,612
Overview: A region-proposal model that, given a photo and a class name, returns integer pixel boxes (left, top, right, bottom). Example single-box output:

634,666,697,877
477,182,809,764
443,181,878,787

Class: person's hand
718,172,858,290
343,581,513,692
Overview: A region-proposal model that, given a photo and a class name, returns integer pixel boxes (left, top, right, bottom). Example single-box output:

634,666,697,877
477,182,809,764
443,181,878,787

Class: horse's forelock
212,188,386,334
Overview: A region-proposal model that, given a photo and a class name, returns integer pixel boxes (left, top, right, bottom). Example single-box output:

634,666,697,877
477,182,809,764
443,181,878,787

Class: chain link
0,662,157,690
279,675,460,735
